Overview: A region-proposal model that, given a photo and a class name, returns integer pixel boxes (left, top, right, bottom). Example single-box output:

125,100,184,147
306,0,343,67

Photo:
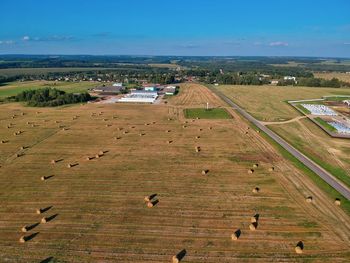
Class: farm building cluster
92,83,177,104
296,103,350,136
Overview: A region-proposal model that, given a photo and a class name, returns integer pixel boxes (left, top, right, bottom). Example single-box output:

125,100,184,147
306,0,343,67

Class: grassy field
184,108,232,119
218,85,350,122
313,117,337,132
0,81,97,98
1,83,350,261
315,72,350,83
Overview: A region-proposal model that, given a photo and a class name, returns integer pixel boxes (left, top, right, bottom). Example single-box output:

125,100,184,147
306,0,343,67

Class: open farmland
218,85,350,196
217,85,350,122
0,81,97,98
1,83,350,262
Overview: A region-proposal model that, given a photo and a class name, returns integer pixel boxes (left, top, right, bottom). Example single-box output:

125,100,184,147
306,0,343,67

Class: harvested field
0,83,350,262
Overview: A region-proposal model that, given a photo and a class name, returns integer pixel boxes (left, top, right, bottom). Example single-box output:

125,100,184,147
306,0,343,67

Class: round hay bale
26,121,30,125
95,154,101,158
257,130,260,133
67,164,72,168
166,130,171,133
201,169,209,175
98,151,104,155
252,187,260,193
41,217,47,223
139,133,145,136
86,157,92,161
51,160,56,164
1,140,5,144
36,209,42,214
231,230,241,240
249,222,257,231
251,216,258,223
248,169,254,174
21,226,28,233
268,167,275,172
40,176,46,181
208,127,213,130
15,153,20,158
172,255,179,263
198,128,203,131
123,131,128,134
295,241,304,254
182,125,187,128
20,146,25,150
195,136,200,139
335,198,341,206
167,140,173,144
19,236,26,243
306,196,313,203
147,202,154,208
167,118,172,121
253,163,259,168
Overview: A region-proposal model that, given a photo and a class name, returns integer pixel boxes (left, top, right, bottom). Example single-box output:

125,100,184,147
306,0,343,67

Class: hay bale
295,241,304,254
201,169,209,175
172,256,180,263
1,140,6,144
67,164,72,168
165,130,171,133
251,214,259,223
208,127,213,130
198,128,203,131
50,160,56,164
41,217,47,223
95,154,101,158
249,222,257,231
167,118,172,121
268,167,275,172
306,196,313,203
86,156,93,161
195,136,200,139
231,229,241,240
114,137,121,140
182,125,187,128
167,140,173,144
252,187,260,193
195,146,201,152
98,151,104,155
118,127,123,131
139,133,145,136
335,198,341,206
40,176,46,181
21,226,28,232
123,131,128,134
36,209,42,214
19,236,26,243
144,194,157,202
248,169,254,174
253,163,259,168
147,199,159,208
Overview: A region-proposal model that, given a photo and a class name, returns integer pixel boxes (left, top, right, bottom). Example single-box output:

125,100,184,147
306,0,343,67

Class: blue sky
0,0,350,57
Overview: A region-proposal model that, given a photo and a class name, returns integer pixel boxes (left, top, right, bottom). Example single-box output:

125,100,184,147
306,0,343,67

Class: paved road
209,86,350,200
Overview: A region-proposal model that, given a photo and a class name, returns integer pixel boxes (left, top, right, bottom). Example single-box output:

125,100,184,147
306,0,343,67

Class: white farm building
118,90,158,104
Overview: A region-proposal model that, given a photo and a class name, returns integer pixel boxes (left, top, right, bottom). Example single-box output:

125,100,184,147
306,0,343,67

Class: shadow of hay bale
40,257,54,263
36,206,53,214
251,214,260,223
41,214,58,223
19,232,39,243
22,222,40,232
231,229,241,240
172,249,186,263
295,241,304,254
41,175,54,181
67,163,79,168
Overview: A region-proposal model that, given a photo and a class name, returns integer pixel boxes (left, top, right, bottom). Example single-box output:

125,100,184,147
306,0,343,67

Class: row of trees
11,88,93,107
278,77,350,88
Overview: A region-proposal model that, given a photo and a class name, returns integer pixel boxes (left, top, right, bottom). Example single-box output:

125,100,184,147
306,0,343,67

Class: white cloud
344,42,350,45
269,41,289,47
23,36,30,41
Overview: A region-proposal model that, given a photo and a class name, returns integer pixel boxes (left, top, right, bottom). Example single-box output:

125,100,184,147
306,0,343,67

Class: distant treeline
278,77,350,88
9,88,93,107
